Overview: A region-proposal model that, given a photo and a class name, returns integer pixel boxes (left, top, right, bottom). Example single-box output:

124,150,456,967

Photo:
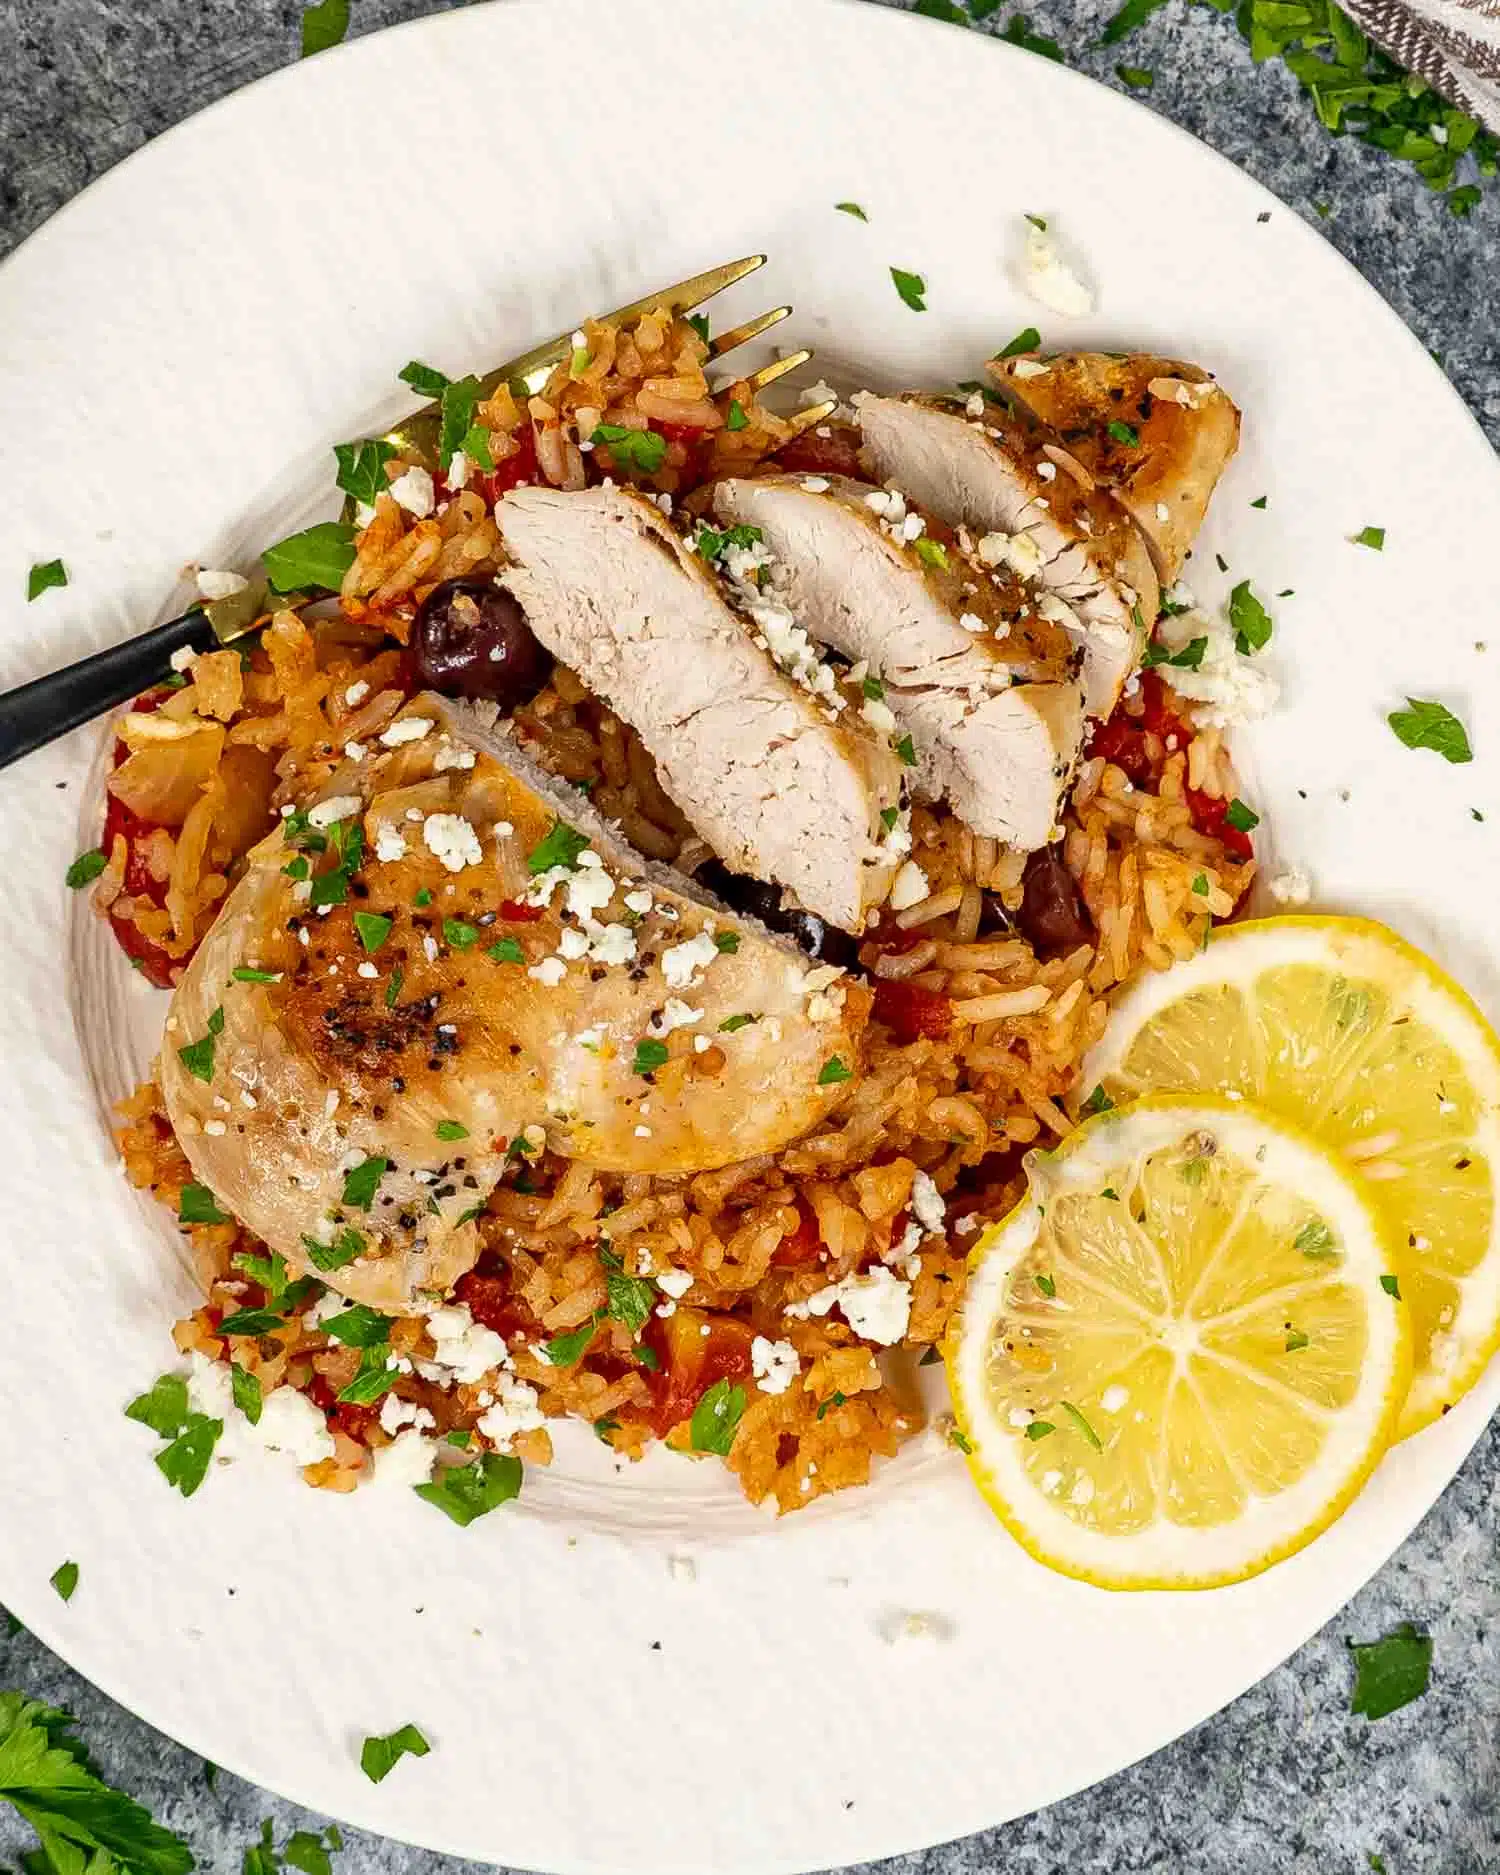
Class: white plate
1,1,1497,1868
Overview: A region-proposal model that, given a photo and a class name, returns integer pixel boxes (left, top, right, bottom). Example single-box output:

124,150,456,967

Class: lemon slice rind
1082,915,1500,1440
945,1095,1411,1591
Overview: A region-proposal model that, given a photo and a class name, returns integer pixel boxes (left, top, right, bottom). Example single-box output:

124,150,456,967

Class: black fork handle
0,610,216,772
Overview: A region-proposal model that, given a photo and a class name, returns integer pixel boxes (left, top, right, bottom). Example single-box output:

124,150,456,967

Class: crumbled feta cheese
751,1336,800,1395
432,737,478,772
958,612,986,634
862,695,898,734
370,1429,437,1489
657,1268,695,1300
623,888,654,916
447,450,470,490
650,998,703,1037
801,476,831,493
1010,358,1051,381
565,865,616,922
343,741,367,763
356,961,379,979
381,715,434,748
888,861,930,912
1021,223,1095,317
345,680,370,707
374,823,407,863
1267,867,1312,906
476,1373,546,1452
379,1393,436,1437
423,812,483,871
529,956,567,987
307,794,362,830
590,923,636,966
910,1169,946,1236
424,1304,508,1384
389,465,436,518
558,927,590,961
185,1355,336,1466
965,392,987,419
195,568,249,602
661,930,720,990
786,1267,912,1345
1154,592,1279,729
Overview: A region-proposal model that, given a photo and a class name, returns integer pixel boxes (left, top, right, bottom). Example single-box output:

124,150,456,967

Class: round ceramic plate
1,1,1496,1868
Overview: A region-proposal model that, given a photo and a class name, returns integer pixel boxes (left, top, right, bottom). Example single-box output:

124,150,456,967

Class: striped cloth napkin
1342,0,1500,128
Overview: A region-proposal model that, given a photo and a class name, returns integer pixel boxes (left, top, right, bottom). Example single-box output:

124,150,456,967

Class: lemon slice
1083,916,1500,1438
946,1097,1410,1590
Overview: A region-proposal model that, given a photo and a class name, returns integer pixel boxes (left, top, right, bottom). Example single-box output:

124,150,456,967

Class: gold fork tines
382,255,805,470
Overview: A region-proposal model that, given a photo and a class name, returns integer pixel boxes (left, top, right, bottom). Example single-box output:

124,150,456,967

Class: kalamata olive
694,860,859,969
1016,845,1094,954
412,579,552,709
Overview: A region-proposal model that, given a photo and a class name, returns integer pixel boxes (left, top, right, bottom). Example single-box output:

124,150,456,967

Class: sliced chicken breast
496,485,901,933
161,696,872,1313
856,392,1159,717
712,473,1084,850
987,350,1240,584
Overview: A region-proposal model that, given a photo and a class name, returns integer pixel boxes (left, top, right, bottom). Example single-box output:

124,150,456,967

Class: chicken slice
855,391,1159,717
986,350,1240,584
160,696,872,1313
712,473,1084,851
496,485,901,933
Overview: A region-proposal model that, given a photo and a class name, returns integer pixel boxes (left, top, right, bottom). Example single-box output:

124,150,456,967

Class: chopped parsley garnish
1381,1273,1402,1298
459,422,495,471
282,855,310,881
726,400,749,432
337,1345,399,1404
1251,494,1268,509
126,1374,192,1438
1228,580,1274,655
155,1414,223,1497
890,267,927,312
1352,525,1386,550
399,359,450,397
1225,797,1260,833
1285,1328,1310,1352
334,438,395,507
353,910,392,953
1388,698,1472,764
544,1318,599,1367
950,1426,974,1455
341,1154,389,1210
232,965,281,983
835,201,868,220
1192,873,1210,896
719,1013,758,1033
818,1056,854,1085
1142,635,1207,671
690,1377,746,1456
27,558,68,601
815,1391,848,1421
713,931,740,954
880,806,901,831
591,424,668,474
913,537,950,571
1080,1084,1115,1116
1106,418,1140,447
1296,1218,1337,1257
446,1428,472,1448
863,676,886,700
685,313,710,343
895,734,917,767
385,967,404,1008
177,1005,225,1083
50,1560,79,1602
178,1184,230,1226
300,0,349,56
1024,212,1048,230
1024,1420,1056,1440
217,1307,287,1338
1348,1622,1432,1719
230,1362,263,1425
695,522,763,562
436,374,485,470
414,886,434,907
1061,1400,1103,1450
359,1723,432,1783
633,1038,670,1077
526,819,590,874
605,1267,657,1336
322,1303,395,1348
301,1226,366,1272
443,918,481,949
65,849,106,889
1036,1272,1056,1297
1099,0,1167,42
435,1119,469,1141
263,521,357,595
996,325,1042,359
1116,63,1154,86
488,936,525,964
414,1452,523,1527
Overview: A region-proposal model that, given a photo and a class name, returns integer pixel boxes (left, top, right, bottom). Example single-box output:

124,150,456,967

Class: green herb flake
685,313,710,343
414,1450,522,1526
633,1038,670,1077
336,1345,399,1405
1143,635,1208,672
818,1056,854,1086
1036,1272,1056,1298
353,910,392,953
341,1154,390,1210
1228,580,1274,656
997,325,1043,359
1081,1084,1115,1117
178,1183,230,1226
1024,212,1048,230
1024,1420,1056,1440
1061,1400,1104,1450
690,1377,746,1456
300,0,349,56
263,521,357,595
726,400,749,432
1192,872,1210,896
156,1414,223,1497
435,1119,469,1141
1116,63,1154,87
126,1373,192,1439
230,1362,263,1426
216,1307,287,1339
50,1561,79,1602
606,1268,657,1337
487,936,525,965
322,1304,396,1349
359,1722,432,1783
1388,698,1472,765
333,437,395,507
890,268,928,312
384,966,404,1008
950,1426,974,1454
443,917,481,950
1381,1273,1402,1299
177,1007,225,1084
880,806,901,832
1348,1622,1432,1720
1352,525,1386,550
1296,1218,1337,1257
1225,797,1260,833
232,966,281,984
436,374,484,470
1099,0,1170,42
414,886,434,907
863,676,886,700
719,1013,759,1033
1251,495,1268,509
27,558,69,602
590,424,668,475
835,201,869,220
1285,1328,1310,1352
1106,418,1140,447
303,1225,368,1273
459,423,495,472
544,1317,600,1368
65,849,107,889
713,931,741,954
399,359,450,398
526,819,591,874
895,734,918,767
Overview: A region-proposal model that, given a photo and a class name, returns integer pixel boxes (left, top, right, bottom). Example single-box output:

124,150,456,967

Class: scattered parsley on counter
359,1723,432,1783
690,1378,746,1456
26,559,68,602
890,268,927,312
49,1561,78,1603
1348,1622,1432,1719
1388,698,1472,764
65,849,106,889
155,1413,223,1498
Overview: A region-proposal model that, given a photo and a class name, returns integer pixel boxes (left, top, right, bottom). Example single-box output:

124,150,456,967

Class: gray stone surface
1,3,1497,1871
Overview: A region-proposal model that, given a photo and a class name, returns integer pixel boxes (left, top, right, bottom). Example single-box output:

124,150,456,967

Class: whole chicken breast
160,697,870,1313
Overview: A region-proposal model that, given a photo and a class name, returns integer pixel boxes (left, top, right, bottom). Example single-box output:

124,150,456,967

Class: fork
0,255,835,773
